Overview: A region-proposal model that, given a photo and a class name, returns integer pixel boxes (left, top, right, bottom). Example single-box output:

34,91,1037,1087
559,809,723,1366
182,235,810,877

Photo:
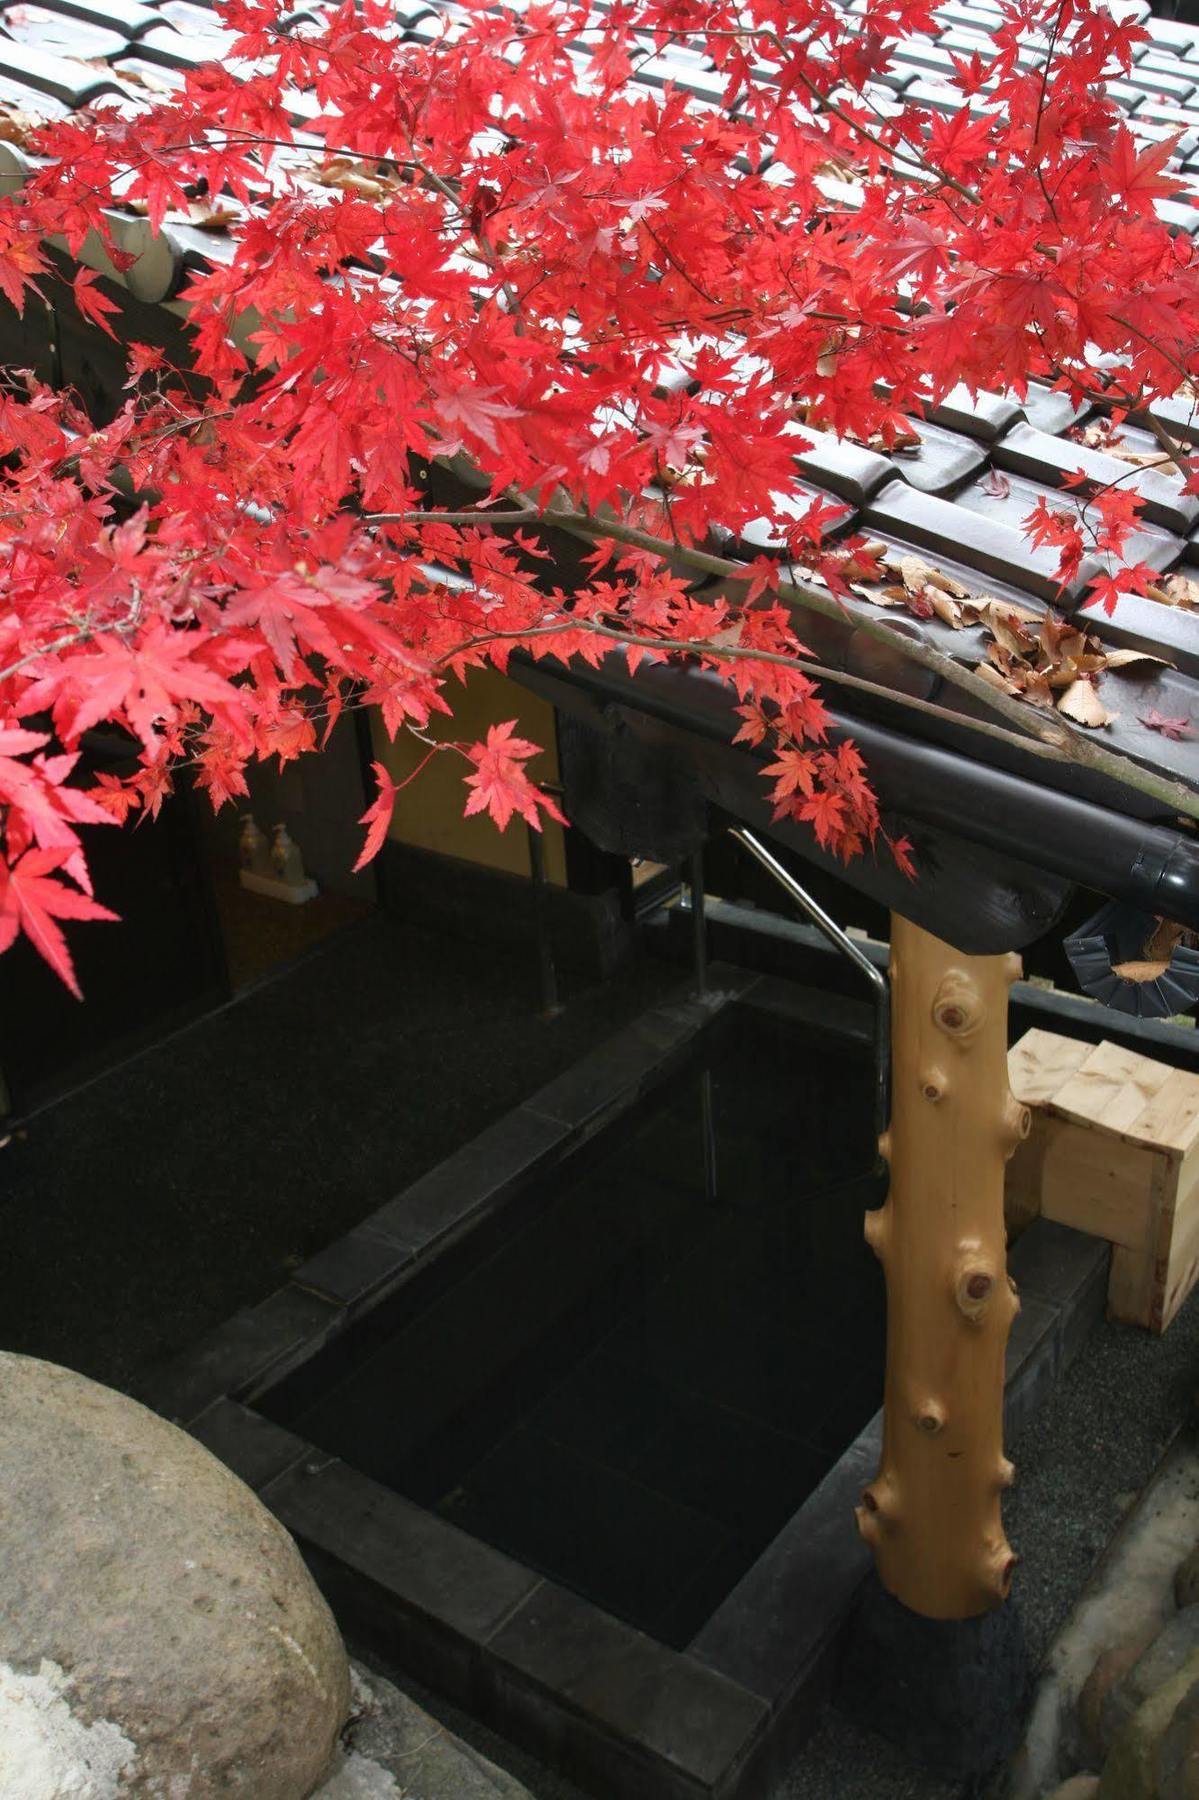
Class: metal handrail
728,827,891,1143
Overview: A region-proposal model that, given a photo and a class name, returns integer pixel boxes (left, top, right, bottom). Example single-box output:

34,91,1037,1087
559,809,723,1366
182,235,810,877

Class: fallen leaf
1146,917,1188,962
903,585,935,619
1057,679,1116,728
960,593,1040,626
928,589,962,627
1145,573,1199,609
840,540,887,581
860,424,922,454
1104,647,1173,671
886,552,968,598
1140,708,1194,739
308,156,400,201
980,468,1011,499
971,599,1037,656
0,105,36,148
1110,446,1179,474
974,660,1021,695
1075,420,1122,451
184,200,242,230
1021,668,1058,709
1112,957,1173,981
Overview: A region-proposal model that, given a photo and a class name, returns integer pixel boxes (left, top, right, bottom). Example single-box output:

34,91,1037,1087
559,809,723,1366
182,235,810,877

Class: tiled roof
2,0,1199,832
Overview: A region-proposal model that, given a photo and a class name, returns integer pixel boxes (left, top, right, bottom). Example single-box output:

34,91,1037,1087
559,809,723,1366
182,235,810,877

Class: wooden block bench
1007,1028,1199,1334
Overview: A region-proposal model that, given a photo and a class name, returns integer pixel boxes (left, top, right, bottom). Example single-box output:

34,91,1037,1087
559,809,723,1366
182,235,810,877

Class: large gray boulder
0,1352,349,1797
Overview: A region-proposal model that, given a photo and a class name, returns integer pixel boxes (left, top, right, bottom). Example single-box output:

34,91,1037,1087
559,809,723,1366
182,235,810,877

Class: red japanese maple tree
0,0,1197,992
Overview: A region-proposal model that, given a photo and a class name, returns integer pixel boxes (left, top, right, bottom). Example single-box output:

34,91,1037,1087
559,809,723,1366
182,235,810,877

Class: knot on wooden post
981,1536,1019,1601
856,1474,899,1544
864,1205,889,1260
913,1399,946,1435
953,1246,996,1322
920,1066,949,1104
931,970,985,1043
1002,1095,1031,1160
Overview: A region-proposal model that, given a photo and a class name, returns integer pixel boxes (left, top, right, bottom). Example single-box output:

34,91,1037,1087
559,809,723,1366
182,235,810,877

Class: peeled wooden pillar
858,915,1030,1620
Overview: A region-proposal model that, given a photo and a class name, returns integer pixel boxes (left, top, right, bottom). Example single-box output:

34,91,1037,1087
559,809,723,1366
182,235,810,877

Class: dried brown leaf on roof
309,156,402,201
965,596,1039,655
1105,648,1172,670
1113,918,1191,981
0,106,37,149
1073,418,1180,476
1145,572,1199,610
889,552,968,598
87,57,175,96
1057,678,1117,728
858,423,922,454
851,550,1173,729
123,195,243,229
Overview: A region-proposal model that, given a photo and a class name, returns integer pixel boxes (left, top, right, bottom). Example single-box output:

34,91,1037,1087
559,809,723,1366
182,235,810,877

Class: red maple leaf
763,747,817,802
28,622,242,749
797,788,847,850
0,229,46,313
887,833,917,880
353,761,400,871
0,849,117,998
1082,562,1157,615
1104,125,1185,215
73,268,121,341
463,722,567,832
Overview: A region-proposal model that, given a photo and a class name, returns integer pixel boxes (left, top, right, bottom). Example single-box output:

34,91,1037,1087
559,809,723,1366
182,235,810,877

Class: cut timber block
1007,1028,1199,1334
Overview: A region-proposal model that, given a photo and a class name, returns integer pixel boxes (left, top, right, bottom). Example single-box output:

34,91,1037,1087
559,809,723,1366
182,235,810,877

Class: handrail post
727,827,891,1145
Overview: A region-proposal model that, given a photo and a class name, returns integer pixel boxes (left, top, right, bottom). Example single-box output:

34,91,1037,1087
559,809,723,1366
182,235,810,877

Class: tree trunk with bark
858,915,1031,1620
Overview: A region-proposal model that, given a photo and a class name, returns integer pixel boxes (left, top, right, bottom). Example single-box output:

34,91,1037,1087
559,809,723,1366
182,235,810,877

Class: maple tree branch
785,661,1068,760
369,498,1199,819
541,506,1199,821
440,615,1073,763
0,629,94,687
383,508,543,528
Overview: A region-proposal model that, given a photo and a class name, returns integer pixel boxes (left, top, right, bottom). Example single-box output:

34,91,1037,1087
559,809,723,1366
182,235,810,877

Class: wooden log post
858,914,1030,1620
